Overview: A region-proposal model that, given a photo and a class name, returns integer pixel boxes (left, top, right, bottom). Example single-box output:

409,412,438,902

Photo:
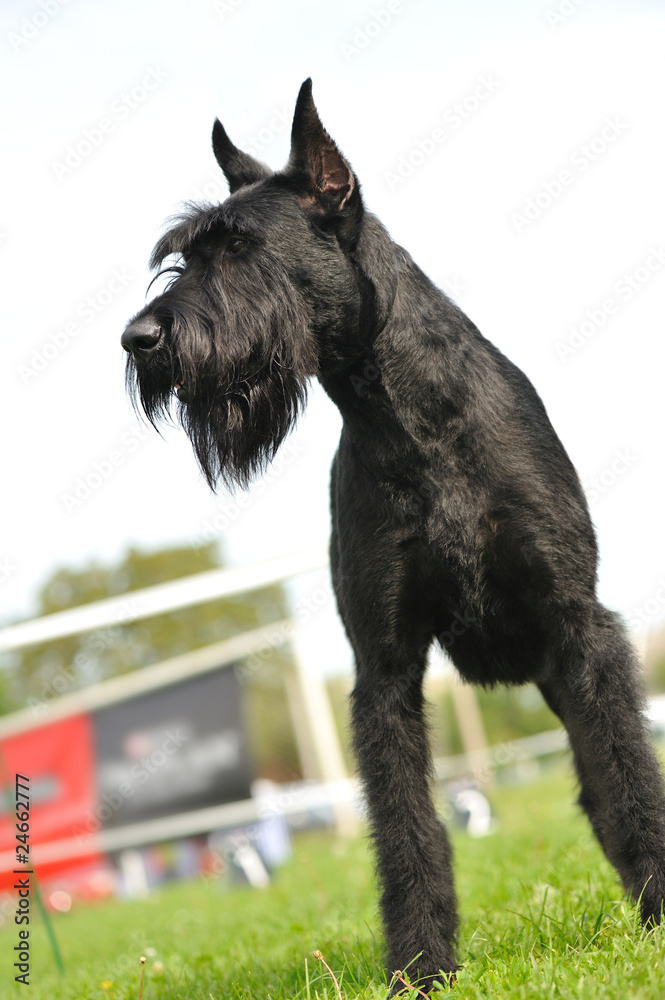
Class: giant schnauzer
122,79,665,991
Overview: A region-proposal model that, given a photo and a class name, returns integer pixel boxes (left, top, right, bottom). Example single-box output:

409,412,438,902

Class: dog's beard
179,347,308,490
125,297,316,491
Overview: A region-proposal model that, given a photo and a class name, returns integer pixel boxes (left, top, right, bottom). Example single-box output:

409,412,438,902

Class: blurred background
1,0,665,929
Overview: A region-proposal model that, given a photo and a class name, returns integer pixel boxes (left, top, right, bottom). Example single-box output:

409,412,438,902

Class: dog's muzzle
121,316,163,363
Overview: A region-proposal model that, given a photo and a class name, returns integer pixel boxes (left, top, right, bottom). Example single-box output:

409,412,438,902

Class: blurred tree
2,543,301,780
429,683,560,757
473,683,560,745
327,672,561,770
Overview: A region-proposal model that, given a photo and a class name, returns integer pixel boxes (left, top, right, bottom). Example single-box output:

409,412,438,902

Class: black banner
92,666,252,828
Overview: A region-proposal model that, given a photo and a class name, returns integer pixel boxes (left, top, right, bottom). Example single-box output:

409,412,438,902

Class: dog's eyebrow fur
149,203,260,267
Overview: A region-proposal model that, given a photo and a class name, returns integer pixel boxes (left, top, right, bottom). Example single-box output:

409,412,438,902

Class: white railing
0,547,329,652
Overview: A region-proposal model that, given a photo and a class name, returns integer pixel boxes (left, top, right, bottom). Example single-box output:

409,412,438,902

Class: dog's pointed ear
212,119,272,193
287,79,362,240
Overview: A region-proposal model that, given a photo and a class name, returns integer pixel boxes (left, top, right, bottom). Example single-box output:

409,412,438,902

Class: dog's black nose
121,317,163,362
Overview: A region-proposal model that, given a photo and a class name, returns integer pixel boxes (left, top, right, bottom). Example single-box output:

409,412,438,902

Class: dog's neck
318,237,484,485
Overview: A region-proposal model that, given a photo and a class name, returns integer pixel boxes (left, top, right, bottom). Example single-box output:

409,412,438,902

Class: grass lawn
4,765,665,999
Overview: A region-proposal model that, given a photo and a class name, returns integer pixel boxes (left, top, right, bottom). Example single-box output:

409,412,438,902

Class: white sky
2,0,665,676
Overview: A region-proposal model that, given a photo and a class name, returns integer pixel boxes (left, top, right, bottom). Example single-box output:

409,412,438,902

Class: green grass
5,766,665,999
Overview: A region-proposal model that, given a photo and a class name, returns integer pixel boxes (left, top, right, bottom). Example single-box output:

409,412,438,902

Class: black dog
122,79,665,991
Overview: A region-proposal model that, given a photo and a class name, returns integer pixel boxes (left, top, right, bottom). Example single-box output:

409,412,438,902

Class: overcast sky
2,0,665,675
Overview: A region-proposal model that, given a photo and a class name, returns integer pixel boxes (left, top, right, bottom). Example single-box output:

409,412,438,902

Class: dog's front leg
351,657,459,991
330,453,459,991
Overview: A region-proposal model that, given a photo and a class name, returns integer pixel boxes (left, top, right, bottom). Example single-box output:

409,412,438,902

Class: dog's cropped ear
212,119,272,193
287,79,362,242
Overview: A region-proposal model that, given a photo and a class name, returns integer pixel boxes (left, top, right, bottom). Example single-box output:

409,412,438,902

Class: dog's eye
226,238,247,255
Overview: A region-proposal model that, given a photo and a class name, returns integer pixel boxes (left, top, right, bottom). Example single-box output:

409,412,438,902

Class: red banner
0,714,108,896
